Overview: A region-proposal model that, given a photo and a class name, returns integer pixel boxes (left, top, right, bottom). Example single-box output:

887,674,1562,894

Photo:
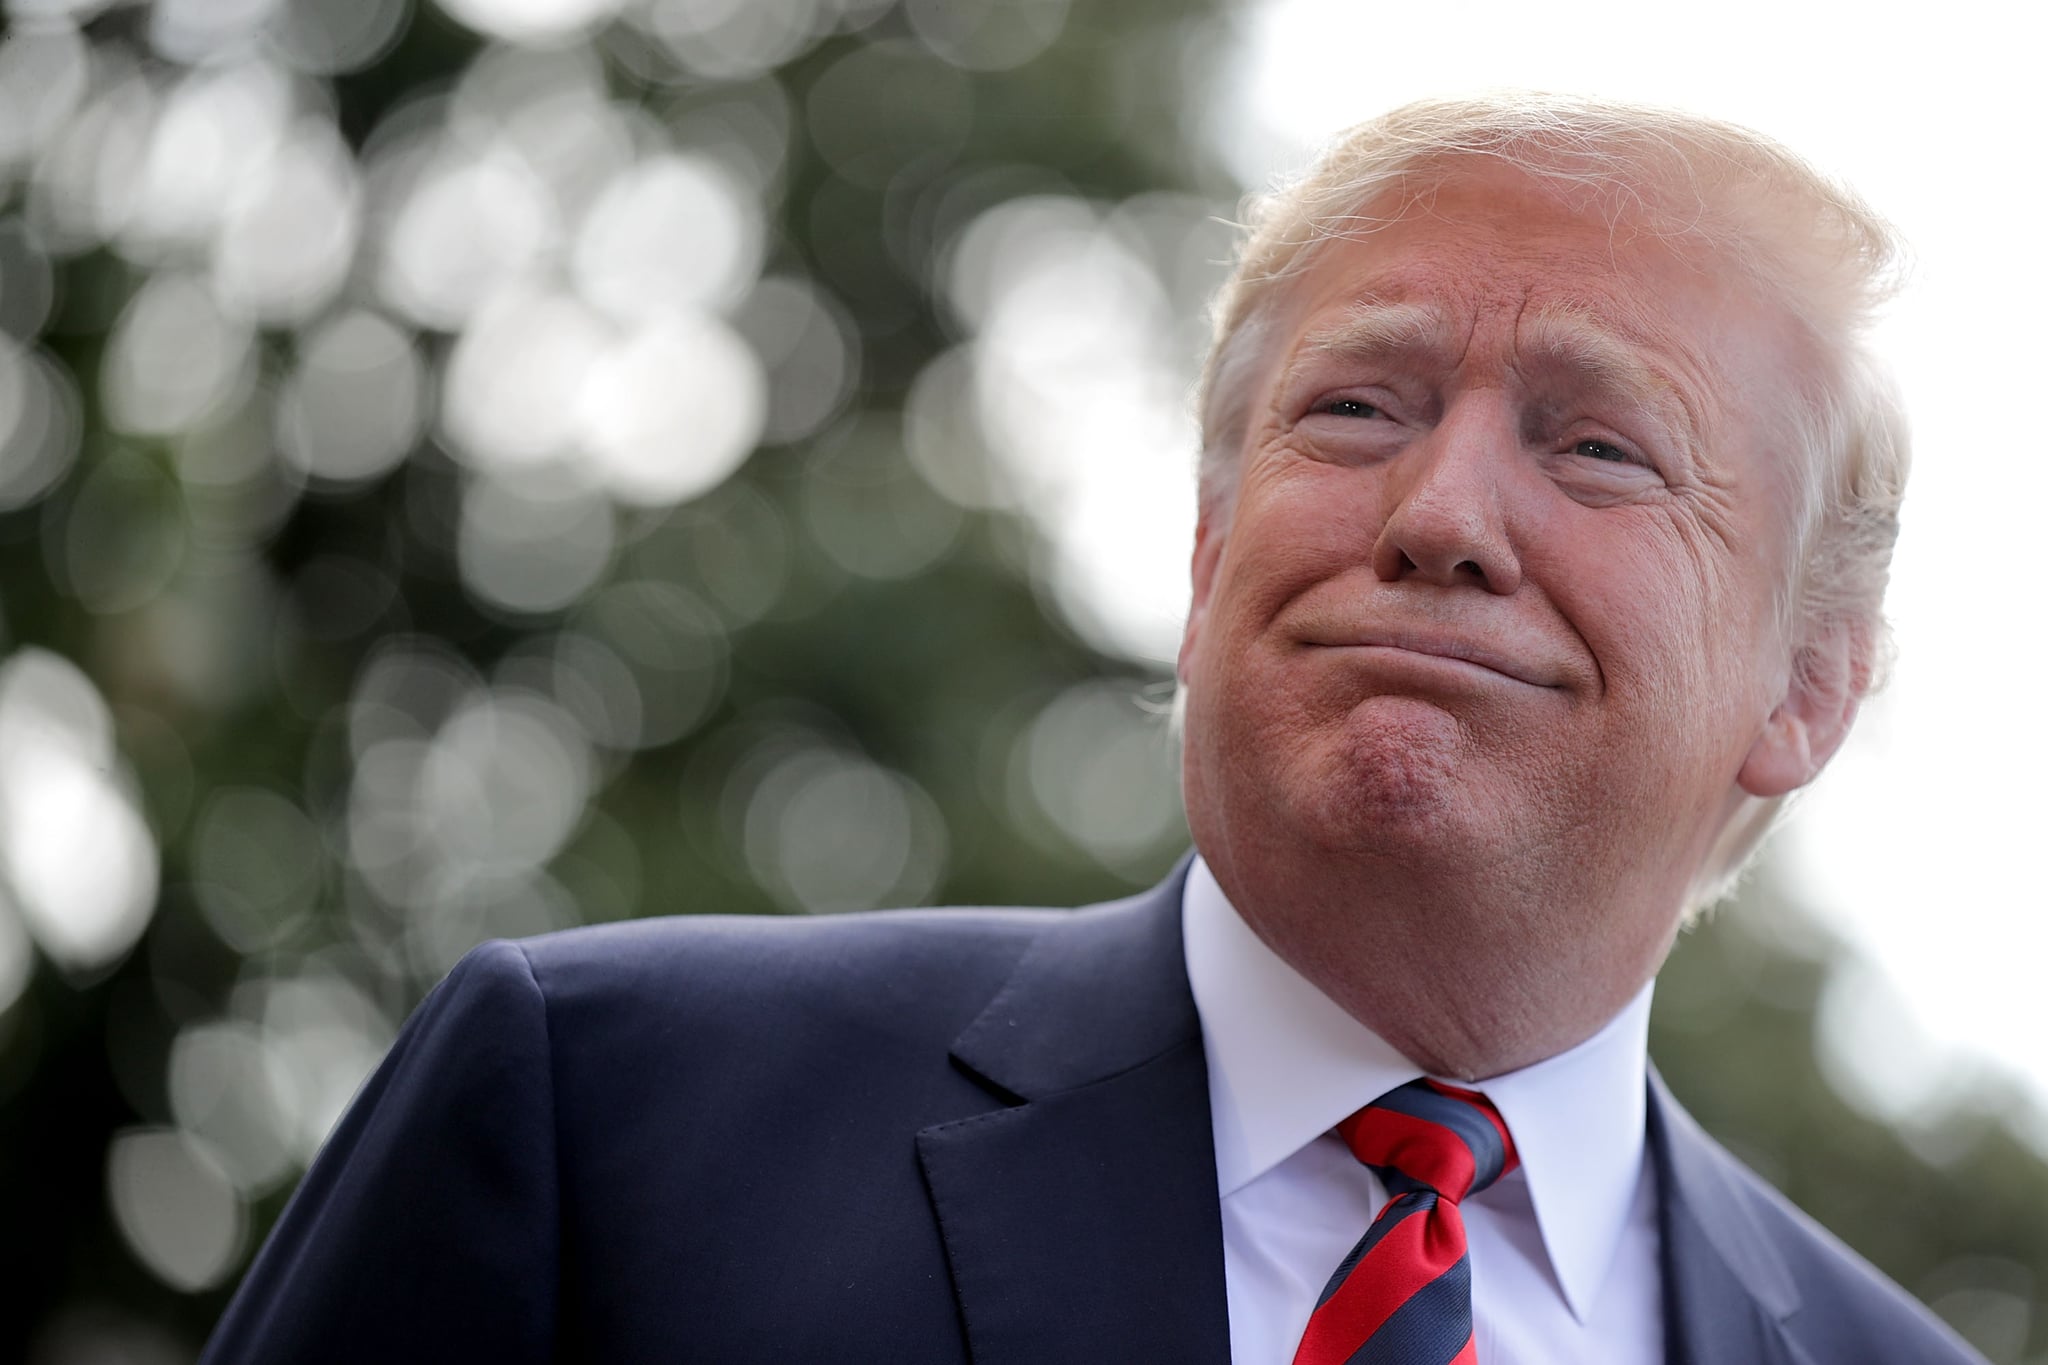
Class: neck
1197,834,1682,1080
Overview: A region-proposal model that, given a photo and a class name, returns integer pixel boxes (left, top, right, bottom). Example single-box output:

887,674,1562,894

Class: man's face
1179,165,1827,1022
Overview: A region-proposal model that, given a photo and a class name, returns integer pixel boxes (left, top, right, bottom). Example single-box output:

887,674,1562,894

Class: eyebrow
1283,301,1455,387
1515,307,1702,456
1281,300,1703,460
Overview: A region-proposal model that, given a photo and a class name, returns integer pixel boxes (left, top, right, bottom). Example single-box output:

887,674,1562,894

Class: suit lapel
1649,1070,1814,1365
916,867,1232,1365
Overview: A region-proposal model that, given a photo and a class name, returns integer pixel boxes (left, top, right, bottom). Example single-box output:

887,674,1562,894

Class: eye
1321,398,1384,419
1571,438,1635,464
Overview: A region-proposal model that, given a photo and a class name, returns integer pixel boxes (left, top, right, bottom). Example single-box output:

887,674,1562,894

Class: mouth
1306,628,1565,690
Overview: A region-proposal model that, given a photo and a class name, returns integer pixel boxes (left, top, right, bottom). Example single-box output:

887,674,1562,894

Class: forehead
1280,167,1761,365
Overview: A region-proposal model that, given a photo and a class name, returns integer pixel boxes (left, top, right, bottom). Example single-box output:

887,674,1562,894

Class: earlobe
1178,515,1226,683
1736,626,1868,798
1735,710,1819,798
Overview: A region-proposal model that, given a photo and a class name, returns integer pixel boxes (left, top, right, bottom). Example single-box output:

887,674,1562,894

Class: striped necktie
1290,1078,1519,1365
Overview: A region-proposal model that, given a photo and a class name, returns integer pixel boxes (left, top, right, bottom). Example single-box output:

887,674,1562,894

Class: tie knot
1336,1078,1518,1203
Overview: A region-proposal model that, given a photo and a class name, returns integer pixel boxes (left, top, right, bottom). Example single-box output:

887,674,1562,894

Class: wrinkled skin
1179,166,1860,1079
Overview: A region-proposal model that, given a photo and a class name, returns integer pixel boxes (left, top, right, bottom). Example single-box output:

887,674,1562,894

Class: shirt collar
1182,853,1652,1324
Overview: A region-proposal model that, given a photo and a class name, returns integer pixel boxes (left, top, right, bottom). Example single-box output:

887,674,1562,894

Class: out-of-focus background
1,0,2044,1360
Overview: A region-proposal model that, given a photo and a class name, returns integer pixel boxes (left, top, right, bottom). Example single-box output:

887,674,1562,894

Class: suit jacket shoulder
518,903,1055,1089
1650,1072,1985,1365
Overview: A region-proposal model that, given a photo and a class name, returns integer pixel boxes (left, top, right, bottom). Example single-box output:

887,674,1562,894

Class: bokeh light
801,414,960,580
120,61,293,264
942,191,1214,663
0,891,33,1015
106,1127,247,1293
572,580,727,747
378,149,557,331
276,310,428,487
902,0,1069,71
246,967,396,1158
737,274,860,446
735,740,947,915
167,1020,297,1195
147,0,286,65
0,337,83,509
0,23,94,177
0,649,159,976
576,311,767,504
440,287,604,467
0,217,57,337
209,118,359,324
103,274,256,438
439,0,626,45
59,447,190,614
572,152,761,321
1010,679,1184,878
457,473,617,614
189,788,324,954
28,58,156,256
267,0,413,75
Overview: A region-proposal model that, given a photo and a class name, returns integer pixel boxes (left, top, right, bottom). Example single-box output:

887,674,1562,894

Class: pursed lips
1304,627,1566,689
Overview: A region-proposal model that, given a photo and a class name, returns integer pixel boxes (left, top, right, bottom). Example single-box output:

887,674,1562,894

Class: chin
1294,697,1474,852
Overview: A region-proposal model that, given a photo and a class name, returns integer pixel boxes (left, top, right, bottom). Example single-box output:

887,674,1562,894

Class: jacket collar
916,861,1232,1365
948,861,1203,1098
1649,1067,1810,1365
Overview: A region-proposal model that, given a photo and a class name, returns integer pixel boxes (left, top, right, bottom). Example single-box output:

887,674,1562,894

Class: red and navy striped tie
1290,1078,1519,1365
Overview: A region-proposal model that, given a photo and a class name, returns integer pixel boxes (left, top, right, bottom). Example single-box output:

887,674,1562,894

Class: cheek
1210,457,1386,620
1551,521,1780,754
1185,472,1388,765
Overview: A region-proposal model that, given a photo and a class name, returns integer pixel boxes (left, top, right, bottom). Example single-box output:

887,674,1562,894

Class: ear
1177,509,1227,684
1736,623,1868,799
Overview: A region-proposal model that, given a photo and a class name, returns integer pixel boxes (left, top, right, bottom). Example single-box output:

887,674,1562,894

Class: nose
1370,399,1522,595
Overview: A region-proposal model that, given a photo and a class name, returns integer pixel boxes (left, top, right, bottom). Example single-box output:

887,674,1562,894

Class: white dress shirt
1182,856,1666,1364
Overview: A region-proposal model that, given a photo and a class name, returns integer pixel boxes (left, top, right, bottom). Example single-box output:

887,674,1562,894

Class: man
202,95,1980,1364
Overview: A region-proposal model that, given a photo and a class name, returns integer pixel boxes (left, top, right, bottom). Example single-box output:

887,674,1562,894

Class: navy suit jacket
202,869,1982,1363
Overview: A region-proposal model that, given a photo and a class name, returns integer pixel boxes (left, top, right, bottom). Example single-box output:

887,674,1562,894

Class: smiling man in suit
202,95,1981,1364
